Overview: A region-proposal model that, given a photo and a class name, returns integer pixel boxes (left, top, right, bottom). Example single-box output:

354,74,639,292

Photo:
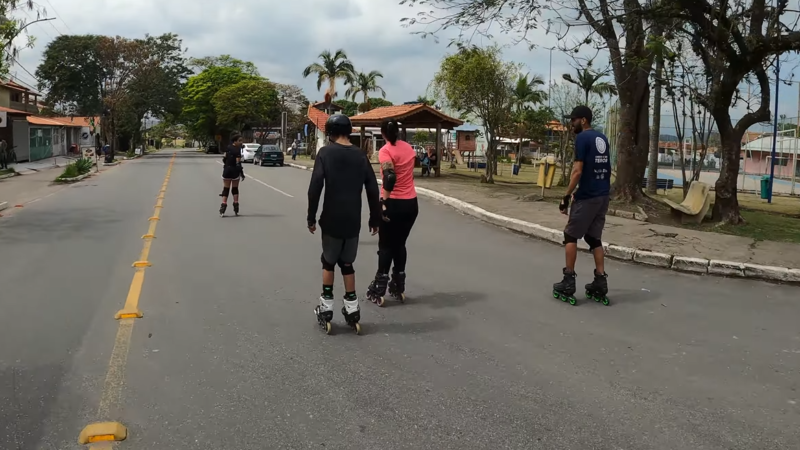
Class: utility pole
547,47,555,110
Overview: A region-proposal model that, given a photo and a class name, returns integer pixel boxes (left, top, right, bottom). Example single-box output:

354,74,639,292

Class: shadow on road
411,291,487,309
360,316,459,335
603,287,663,305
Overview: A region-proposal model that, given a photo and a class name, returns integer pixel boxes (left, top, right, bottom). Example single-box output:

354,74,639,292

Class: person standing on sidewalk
291,141,297,160
552,105,611,305
0,139,8,170
366,119,419,306
307,113,381,334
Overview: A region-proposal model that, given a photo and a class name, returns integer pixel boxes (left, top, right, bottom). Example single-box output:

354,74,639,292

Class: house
741,136,800,178
0,79,40,114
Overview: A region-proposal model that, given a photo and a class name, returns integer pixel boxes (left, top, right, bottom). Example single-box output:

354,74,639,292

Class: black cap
565,105,593,123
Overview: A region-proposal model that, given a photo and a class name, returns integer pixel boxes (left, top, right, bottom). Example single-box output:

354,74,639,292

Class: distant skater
220,133,245,216
366,119,419,306
307,114,381,334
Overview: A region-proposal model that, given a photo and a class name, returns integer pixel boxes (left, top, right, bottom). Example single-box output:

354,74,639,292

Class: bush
126,149,136,158
519,155,532,165
75,157,93,174
58,164,79,180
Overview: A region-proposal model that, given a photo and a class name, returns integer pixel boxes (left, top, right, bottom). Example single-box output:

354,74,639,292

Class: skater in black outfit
553,105,611,305
220,133,246,216
307,114,381,334
366,119,419,306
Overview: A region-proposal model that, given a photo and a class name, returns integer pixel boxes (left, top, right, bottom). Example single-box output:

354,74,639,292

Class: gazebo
349,104,463,176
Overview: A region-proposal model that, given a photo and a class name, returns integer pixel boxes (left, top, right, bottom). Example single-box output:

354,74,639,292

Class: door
12,119,29,162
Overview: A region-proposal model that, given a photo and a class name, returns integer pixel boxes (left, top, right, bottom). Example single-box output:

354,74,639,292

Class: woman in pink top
365,119,419,306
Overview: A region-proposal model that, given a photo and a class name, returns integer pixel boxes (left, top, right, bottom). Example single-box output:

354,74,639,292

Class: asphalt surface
1,148,798,450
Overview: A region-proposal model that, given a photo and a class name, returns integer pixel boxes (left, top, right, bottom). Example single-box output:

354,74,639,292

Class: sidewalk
287,158,800,279
8,156,79,174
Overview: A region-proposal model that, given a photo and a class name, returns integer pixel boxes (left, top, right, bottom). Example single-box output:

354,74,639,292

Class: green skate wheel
552,291,559,299
601,297,610,306
568,296,577,306
560,294,568,303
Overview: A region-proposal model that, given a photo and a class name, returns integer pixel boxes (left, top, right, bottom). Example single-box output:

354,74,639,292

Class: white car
241,143,259,162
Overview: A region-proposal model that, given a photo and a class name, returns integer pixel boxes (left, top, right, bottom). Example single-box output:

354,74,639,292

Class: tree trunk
611,81,651,201
482,137,495,183
712,125,744,224
647,57,664,194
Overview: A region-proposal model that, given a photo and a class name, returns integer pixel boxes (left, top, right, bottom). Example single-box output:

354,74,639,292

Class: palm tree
302,49,355,100
562,68,617,104
345,70,386,112
510,73,548,163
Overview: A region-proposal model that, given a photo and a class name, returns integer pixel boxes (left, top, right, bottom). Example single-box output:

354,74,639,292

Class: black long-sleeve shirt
307,143,381,239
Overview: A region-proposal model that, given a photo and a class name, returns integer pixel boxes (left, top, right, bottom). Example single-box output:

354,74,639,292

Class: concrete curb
56,172,92,183
287,162,800,284
102,161,121,166
0,172,16,180
0,201,7,211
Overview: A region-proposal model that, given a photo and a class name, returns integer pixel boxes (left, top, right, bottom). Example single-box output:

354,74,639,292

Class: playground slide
453,150,465,165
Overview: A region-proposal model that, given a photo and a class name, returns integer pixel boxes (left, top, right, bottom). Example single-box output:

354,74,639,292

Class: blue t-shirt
573,129,611,200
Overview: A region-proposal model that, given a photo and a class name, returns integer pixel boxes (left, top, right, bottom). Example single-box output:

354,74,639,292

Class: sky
8,0,800,136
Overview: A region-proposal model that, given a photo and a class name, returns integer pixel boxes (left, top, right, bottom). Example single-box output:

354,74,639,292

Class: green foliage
58,164,79,179
211,78,280,130
36,35,105,115
368,97,393,108
336,99,359,116
302,49,355,98
188,55,259,76
561,66,617,104
413,130,430,145
180,66,258,140
57,157,93,180
345,71,386,110
0,1,42,76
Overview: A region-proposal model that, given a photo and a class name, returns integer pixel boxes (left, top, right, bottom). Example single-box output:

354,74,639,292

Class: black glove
559,194,571,213
237,162,245,180
380,198,391,222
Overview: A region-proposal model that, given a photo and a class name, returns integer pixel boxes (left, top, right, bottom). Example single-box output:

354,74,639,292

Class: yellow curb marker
80,154,176,444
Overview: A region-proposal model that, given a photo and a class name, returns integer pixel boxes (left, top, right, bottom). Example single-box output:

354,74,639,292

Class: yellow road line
79,153,177,444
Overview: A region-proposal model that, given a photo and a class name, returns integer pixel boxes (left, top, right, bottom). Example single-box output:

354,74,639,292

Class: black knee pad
231,187,239,195
338,261,355,275
220,187,230,198
320,254,335,271
563,232,578,245
584,235,602,250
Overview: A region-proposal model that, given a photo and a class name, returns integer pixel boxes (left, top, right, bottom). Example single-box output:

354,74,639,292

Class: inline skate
314,294,335,334
365,272,389,307
585,270,610,306
233,202,239,216
552,268,577,306
341,295,362,334
387,271,406,302
219,203,227,217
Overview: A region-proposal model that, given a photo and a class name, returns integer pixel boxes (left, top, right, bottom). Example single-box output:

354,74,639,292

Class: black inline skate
552,268,577,306
314,294,335,335
387,271,406,302
341,295,362,334
585,270,610,306
219,203,227,217
233,202,240,216
365,272,389,307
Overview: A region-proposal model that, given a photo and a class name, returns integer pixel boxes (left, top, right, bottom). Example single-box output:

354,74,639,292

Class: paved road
1,149,798,450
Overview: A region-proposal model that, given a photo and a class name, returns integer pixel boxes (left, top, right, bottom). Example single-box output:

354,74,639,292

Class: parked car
241,143,259,162
254,144,284,166
205,144,220,154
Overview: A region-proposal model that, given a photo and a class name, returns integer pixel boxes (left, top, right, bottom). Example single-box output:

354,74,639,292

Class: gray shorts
321,234,358,266
565,196,610,240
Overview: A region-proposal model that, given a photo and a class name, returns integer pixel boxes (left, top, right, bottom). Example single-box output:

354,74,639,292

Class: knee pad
220,187,230,198
563,232,578,245
231,187,239,195
320,254,335,271
584,235,602,250
338,261,355,275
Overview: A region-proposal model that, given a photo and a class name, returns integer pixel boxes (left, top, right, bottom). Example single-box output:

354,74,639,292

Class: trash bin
760,175,770,199
512,163,520,176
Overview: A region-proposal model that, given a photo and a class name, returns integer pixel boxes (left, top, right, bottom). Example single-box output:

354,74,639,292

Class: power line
42,0,72,34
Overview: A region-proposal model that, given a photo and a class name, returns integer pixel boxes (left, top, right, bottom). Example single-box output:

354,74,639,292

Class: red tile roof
28,116,84,127
307,104,330,133
0,105,32,115
349,104,463,128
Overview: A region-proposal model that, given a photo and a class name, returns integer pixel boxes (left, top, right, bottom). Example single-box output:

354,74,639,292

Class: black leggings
377,197,419,274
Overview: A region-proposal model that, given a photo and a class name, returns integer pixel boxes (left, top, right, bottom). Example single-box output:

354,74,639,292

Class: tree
274,83,310,137
211,78,280,131
0,0,44,76
188,55,259,76
399,0,664,202
180,65,257,143
36,35,105,115
431,45,517,183
302,49,354,100
561,66,617,105
416,95,434,105
336,99,359,116
662,0,800,224
345,70,386,112
510,73,548,162
549,82,606,185
368,97,393,108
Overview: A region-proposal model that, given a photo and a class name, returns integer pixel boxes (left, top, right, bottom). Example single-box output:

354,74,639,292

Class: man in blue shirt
553,105,612,305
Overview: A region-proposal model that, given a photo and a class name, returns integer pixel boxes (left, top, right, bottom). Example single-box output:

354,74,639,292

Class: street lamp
546,46,556,110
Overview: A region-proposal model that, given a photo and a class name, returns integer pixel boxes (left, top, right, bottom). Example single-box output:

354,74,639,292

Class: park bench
641,177,674,194
663,181,711,225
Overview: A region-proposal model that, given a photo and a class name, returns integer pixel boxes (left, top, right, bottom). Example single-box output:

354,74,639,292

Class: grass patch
0,167,15,176
56,157,93,181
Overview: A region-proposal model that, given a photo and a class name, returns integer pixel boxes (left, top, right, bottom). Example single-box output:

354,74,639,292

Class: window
464,134,471,141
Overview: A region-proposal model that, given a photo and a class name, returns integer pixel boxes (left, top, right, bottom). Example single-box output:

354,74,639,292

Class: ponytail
381,119,399,145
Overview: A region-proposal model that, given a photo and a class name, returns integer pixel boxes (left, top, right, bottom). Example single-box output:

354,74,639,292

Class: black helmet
325,114,352,138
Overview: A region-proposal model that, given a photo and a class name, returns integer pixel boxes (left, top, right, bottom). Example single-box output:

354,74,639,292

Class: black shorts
222,166,241,180
321,234,358,265
565,196,609,239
